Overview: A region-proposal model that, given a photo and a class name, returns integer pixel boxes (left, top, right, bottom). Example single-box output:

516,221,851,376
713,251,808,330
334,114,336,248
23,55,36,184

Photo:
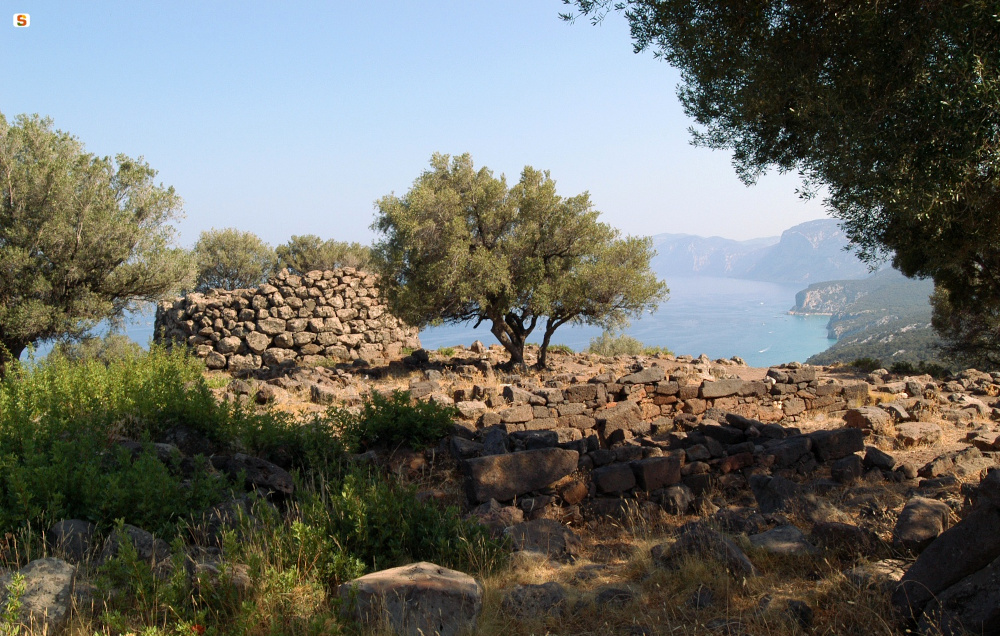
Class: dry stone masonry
154,268,420,371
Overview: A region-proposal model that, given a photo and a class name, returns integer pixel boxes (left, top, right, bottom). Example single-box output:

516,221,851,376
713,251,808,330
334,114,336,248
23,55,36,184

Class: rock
656,484,695,515
864,446,897,471
812,521,878,555
845,559,907,590
593,463,636,494
631,456,682,491
749,474,802,514
893,497,953,554
918,553,1000,636
501,582,567,618
450,436,483,460
700,379,745,399
844,407,894,435
463,448,579,504
0,558,76,635
339,562,482,636
784,600,814,630
505,519,582,562
831,454,864,484
808,427,865,461
596,402,645,438
651,522,759,577
499,404,533,423
469,499,524,537
619,367,666,384
99,524,170,565
480,427,509,456
762,435,813,468
895,421,943,447
893,489,1000,620
46,520,95,564
918,447,984,479
748,525,818,556
211,453,295,497
592,585,637,608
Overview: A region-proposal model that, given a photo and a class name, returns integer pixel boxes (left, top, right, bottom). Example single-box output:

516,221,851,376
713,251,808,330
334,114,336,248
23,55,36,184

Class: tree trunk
488,312,536,368
0,337,27,380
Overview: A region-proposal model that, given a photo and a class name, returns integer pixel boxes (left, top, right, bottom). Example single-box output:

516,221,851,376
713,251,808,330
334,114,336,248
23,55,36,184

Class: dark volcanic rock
463,448,579,504
506,519,582,562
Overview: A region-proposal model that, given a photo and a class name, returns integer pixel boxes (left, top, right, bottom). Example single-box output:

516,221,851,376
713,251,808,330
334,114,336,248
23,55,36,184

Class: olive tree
562,1,1000,352
0,113,190,376
372,153,667,367
193,228,277,291
275,234,371,274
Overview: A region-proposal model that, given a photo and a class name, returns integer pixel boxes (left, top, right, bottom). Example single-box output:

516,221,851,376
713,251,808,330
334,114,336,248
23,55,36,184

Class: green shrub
437,346,456,357
545,343,574,355
889,360,952,378
587,331,673,357
850,357,883,372
330,390,457,453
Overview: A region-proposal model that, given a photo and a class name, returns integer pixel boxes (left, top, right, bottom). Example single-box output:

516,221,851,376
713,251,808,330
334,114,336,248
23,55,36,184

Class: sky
3,1,828,249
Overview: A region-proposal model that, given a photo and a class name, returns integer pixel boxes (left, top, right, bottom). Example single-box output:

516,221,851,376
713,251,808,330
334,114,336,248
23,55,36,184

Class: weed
437,346,456,358
587,331,673,357
329,390,457,453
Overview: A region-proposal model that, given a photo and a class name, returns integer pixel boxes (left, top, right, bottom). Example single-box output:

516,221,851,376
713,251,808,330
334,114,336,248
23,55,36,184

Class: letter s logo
14,14,29,27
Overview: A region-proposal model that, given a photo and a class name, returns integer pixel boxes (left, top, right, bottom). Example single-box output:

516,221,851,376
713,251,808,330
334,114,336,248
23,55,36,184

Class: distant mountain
649,219,872,284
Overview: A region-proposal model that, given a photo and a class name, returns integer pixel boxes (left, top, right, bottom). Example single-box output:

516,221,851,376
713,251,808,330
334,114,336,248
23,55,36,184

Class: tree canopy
0,113,190,376
372,153,667,367
563,1,1000,359
193,228,277,291
275,235,371,275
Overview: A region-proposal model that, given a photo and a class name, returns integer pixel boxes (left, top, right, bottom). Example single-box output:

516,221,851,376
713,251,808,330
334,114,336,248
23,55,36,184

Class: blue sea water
22,277,836,368
419,276,836,368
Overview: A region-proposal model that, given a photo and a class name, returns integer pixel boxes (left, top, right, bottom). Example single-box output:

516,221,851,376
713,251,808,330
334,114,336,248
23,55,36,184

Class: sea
22,276,836,368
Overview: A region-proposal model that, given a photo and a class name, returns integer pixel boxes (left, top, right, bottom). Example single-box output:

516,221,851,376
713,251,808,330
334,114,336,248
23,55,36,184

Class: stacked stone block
154,268,420,371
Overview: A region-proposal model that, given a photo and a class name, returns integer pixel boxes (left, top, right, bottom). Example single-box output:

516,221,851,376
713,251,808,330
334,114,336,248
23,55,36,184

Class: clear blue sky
3,1,826,248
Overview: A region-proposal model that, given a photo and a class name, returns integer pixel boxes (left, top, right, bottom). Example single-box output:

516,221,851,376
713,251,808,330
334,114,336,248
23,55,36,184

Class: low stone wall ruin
154,268,420,371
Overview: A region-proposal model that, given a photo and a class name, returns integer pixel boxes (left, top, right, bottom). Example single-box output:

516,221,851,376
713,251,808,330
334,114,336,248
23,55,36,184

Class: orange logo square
13,14,29,27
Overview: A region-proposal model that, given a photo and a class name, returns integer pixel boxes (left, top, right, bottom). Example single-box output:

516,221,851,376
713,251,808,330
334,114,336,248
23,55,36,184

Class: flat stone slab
895,422,943,447
339,562,482,636
749,525,819,556
463,448,579,504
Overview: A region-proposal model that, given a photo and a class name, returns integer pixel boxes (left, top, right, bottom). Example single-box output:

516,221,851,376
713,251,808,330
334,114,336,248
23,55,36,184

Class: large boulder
505,519,583,562
895,422,943,447
462,448,579,504
844,407,894,435
893,471,1000,623
892,497,952,554
46,520,96,564
99,524,171,565
0,558,76,635
917,553,1000,635
339,562,482,636
211,453,295,497
651,522,759,578
807,428,865,462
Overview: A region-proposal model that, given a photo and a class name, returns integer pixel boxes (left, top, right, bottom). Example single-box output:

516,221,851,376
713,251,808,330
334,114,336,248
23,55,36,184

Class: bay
22,277,836,368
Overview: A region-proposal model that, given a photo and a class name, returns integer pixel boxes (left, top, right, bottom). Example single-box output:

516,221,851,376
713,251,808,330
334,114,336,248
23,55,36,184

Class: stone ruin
154,268,420,371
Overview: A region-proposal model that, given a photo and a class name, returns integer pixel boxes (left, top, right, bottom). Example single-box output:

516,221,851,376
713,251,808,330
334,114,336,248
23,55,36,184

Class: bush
276,235,371,274
850,357,883,372
330,390,457,453
587,331,673,357
889,360,952,378
49,333,143,364
193,228,277,291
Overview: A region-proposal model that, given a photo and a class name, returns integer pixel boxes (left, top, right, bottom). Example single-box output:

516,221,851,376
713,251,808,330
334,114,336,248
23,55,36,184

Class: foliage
193,228,277,291
931,286,1000,372
563,1,1000,358
372,153,667,367
888,360,952,379
849,358,883,373
0,113,191,377
546,343,574,355
588,331,672,357
330,390,457,453
275,234,371,274
437,346,456,358
49,333,144,365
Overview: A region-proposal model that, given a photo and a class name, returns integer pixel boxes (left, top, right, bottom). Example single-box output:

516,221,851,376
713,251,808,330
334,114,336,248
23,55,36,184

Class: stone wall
154,268,420,371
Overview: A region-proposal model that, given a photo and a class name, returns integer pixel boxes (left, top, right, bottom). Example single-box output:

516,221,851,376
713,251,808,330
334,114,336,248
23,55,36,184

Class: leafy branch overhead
371,153,667,367
563,0,1000,367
